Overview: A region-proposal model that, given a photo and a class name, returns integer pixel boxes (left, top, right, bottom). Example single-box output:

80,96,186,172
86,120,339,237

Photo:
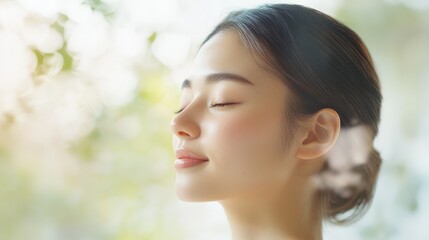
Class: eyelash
173,103,234,114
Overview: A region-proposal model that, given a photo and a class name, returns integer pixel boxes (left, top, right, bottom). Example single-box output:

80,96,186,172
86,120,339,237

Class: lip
175,148,208,169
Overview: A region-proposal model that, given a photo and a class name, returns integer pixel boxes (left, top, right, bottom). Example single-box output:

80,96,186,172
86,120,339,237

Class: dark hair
201,4,382,225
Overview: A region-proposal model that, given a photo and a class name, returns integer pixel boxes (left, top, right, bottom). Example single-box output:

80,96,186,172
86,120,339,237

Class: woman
170,3,382,240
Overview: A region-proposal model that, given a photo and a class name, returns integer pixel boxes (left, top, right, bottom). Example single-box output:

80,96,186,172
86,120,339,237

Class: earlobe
296,108,340,160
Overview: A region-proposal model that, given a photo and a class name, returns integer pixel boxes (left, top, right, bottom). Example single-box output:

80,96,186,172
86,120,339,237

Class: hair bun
317,147,382,224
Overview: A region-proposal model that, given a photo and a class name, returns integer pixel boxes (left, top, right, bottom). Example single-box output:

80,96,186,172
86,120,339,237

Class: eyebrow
181,72,255,90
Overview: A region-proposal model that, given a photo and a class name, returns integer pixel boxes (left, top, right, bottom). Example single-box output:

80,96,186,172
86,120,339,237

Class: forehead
188,30,274,87
196,29,251,66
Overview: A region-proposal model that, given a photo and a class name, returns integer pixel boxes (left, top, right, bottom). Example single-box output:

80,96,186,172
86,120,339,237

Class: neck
219,178,322,240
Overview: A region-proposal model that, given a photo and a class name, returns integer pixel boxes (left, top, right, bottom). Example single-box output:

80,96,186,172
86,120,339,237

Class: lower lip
175,158,208,169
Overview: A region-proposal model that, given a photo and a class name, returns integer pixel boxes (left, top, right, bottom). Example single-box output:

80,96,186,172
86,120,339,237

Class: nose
170,115,200,139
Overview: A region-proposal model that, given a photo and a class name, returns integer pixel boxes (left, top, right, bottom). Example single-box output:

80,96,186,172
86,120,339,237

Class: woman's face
170,30,298,201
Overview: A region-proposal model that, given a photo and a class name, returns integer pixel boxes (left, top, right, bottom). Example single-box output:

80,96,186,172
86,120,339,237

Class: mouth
175,158,209,169
174,148,209,169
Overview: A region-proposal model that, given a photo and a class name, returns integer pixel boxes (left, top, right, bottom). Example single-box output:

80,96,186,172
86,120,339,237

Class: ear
296,108,340,160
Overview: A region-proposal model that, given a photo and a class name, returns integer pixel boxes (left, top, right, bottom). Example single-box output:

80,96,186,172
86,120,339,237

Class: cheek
223,114,269,146
209,110,285,182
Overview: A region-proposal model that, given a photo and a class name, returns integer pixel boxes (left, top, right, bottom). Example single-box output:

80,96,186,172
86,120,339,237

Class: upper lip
175,148,209,160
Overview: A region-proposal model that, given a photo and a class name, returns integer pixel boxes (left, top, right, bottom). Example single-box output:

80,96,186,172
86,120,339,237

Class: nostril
178,131,190,137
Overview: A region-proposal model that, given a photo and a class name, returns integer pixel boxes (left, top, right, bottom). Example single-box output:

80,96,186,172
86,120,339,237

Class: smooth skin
170,29,340,240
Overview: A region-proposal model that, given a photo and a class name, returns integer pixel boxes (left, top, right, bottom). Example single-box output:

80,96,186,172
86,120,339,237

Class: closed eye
209,102,236,108
173,108,184,115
